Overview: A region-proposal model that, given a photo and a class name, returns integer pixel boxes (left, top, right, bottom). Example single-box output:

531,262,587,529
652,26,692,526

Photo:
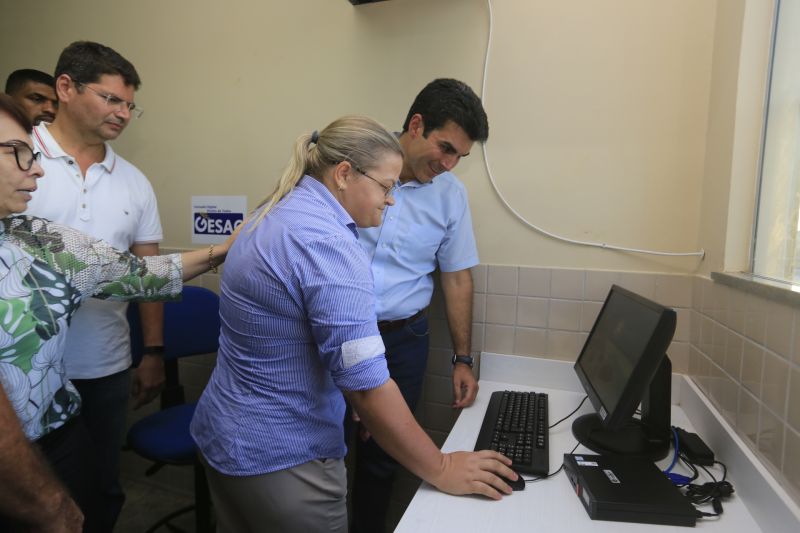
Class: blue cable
663,426,679,474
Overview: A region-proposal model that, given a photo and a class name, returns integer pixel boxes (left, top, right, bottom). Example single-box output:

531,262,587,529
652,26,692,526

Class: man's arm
130,242,165,409
346,379,515,498
440,268,478,408
0,384,83,532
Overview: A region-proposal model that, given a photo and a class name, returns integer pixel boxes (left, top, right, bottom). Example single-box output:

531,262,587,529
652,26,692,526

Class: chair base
145,504,195,533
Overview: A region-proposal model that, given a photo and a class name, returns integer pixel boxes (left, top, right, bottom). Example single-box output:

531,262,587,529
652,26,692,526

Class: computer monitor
572,285,676,460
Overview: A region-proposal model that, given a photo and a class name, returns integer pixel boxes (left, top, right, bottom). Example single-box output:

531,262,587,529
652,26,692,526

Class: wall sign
191,196,247,244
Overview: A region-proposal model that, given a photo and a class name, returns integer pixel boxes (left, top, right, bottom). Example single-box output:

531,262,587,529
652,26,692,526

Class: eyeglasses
354,165,398,199
74,81,144,119
0,140,41,171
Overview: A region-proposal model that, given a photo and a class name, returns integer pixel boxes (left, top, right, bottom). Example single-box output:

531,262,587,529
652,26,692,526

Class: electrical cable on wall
480,0,705,259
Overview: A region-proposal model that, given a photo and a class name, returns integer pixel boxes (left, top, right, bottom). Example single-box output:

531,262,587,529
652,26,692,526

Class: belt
377,309,426,333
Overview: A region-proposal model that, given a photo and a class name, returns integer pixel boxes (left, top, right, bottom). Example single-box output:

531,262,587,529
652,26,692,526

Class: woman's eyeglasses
354,165,398,199
0,140,41,171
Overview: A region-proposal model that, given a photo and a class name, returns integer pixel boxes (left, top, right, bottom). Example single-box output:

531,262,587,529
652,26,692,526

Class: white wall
1,0,732,273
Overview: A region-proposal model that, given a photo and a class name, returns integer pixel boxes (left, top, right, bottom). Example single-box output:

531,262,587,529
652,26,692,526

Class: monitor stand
572,356,672,460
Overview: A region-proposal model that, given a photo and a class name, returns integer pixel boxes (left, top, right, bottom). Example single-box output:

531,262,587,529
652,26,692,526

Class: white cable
479,0,705,259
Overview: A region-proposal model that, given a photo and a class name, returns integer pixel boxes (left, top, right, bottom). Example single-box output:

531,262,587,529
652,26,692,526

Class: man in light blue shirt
352,79,489,533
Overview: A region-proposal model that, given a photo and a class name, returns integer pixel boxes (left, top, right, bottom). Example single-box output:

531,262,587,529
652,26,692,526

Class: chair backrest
128,285,221,364
128,286,221,407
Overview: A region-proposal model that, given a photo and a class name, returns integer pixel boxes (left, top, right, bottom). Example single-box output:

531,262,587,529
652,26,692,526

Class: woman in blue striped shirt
191,115,516,533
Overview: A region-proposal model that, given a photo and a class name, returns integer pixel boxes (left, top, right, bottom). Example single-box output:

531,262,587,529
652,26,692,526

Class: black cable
549,395,589,429
524,441,580,483
682,459,733,517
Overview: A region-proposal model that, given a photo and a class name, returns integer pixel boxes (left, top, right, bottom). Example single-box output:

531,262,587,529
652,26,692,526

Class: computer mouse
500,471,526,491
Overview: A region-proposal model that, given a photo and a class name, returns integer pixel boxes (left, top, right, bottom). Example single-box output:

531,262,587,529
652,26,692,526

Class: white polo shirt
25,123,163,379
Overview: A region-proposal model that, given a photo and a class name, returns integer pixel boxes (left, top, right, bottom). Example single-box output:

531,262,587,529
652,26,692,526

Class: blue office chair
126,285,220,533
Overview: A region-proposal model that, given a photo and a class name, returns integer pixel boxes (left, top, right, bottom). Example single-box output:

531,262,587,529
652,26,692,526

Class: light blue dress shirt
191,176,390,476
359,171,479,321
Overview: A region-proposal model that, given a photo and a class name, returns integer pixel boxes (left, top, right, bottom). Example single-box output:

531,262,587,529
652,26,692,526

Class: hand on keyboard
429,450,518,500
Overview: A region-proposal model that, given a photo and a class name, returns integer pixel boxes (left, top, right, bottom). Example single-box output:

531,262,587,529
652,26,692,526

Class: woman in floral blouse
0,94,234,532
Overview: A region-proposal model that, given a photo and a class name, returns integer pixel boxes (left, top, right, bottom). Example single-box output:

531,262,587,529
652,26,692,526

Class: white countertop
395,353,800,533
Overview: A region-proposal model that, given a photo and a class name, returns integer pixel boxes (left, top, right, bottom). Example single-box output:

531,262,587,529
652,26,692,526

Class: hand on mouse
429,450,518,499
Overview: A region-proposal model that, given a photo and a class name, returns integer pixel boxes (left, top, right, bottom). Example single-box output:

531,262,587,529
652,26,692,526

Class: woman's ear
333,160,352,191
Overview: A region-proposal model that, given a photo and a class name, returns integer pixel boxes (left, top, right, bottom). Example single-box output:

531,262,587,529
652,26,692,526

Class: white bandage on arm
341,335,385,369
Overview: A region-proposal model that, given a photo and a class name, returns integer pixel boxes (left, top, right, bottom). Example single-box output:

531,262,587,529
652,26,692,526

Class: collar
298,176,358,239
33,123,117,173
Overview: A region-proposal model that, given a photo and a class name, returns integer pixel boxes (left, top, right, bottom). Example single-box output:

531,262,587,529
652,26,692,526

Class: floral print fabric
0,216,182,440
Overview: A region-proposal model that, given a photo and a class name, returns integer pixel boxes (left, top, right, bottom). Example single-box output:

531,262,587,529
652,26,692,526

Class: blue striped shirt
191,176,390,476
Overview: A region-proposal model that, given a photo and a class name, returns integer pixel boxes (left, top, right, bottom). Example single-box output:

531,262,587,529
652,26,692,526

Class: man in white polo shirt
25,41,163,532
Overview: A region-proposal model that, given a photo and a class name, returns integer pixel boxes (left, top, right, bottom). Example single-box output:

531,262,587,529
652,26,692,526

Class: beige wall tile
514,327,547,357
712,283,730,326
784,427,800,500
484,324,514,354
472,293,486,323
674,308,690,342
728,288,747,334
794,311,800,365
428,288,446,319
723,330,743,381
424,403,460,433
654,274,692,308
700,315,713,357
428,318,452,350
710,322,727,367
738,389,760,448
551,269,584,300
546,330,580,361
585,270,620,302
486,294,517,325
618,272,656,300
580,301,603,332
472,264,487,293
423,374,453,405
471,323,484,355
691,276,704,310
690,309,701,345
668,341,689,374
711,369,738,425
518,267,550,297
578,332,588,352
762,351,790,418
745,294,767,345
425,348,452,377
426,430,448,448
549,299,581,331
764,300,794,359
487,265,518,295
741,339,764,398
201,273,221,294
788,367,800,433
758,406,785,472
700,277,714,316
516,297,549,328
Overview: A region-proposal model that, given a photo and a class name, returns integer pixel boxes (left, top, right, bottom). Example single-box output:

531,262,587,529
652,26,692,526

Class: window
753,0,800,284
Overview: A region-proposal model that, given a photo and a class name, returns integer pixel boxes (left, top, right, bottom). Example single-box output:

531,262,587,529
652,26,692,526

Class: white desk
396,353,800,533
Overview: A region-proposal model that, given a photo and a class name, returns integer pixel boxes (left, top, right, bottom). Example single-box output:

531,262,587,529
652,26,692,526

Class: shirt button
83,188,87,193
67,160,74,165
81,204,86,208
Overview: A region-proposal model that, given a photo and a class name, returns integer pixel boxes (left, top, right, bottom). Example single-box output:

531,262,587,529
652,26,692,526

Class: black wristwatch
451,354,474,368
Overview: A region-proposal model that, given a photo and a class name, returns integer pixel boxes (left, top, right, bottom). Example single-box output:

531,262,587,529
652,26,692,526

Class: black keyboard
474,390,549,476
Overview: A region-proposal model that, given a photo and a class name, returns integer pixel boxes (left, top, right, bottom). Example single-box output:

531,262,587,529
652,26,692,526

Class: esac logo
194,212,244,235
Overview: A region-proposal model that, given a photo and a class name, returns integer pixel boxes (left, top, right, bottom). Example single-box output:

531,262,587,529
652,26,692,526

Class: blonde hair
252,115,402,227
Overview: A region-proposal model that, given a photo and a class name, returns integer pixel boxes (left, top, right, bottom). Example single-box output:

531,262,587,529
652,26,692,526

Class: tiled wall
123,263,800,524
688,276,800,504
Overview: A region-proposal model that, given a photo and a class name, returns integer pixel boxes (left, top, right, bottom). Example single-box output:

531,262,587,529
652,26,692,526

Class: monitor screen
572,285,676,458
